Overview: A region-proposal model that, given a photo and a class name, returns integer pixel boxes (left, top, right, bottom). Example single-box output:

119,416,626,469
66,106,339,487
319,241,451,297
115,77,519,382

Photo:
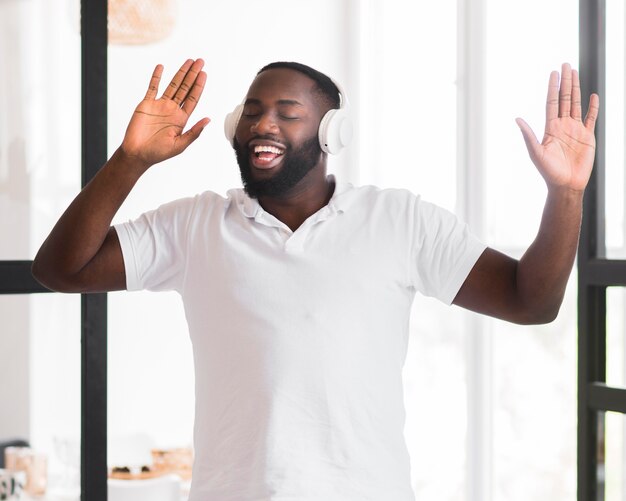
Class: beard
234,135,322,199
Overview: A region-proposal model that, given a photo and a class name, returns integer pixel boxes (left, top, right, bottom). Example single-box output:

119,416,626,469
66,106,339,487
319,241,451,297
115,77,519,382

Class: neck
257,167,335,232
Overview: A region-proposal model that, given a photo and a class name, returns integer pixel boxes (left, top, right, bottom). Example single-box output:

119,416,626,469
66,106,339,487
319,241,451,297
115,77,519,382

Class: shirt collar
327,176,353,213
234,189,262,219
230,175,355,220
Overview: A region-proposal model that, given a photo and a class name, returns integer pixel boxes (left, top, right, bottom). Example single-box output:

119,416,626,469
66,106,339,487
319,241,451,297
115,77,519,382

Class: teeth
254,145,284,155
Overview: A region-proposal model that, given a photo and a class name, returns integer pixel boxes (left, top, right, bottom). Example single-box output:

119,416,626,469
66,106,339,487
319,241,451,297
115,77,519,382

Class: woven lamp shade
108,0,177,45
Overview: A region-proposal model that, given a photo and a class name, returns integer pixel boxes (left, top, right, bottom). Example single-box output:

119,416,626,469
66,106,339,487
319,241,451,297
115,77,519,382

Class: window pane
485,0,578,250
492,281,577,500
485,0,578,499
598,411,626,500
107,291,195,471
605,0,626,259
0,0,81,260
1,293,81,497
607,287,626,388
370,0,458,211
405,295,467,500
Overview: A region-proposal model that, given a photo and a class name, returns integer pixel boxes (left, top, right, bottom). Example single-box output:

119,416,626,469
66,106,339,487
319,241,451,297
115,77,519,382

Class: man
32,59,599,500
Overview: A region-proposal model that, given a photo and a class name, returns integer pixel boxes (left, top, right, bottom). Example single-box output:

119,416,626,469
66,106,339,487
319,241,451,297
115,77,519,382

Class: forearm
515,186,584,322
455,64,597,324
32,147,147,285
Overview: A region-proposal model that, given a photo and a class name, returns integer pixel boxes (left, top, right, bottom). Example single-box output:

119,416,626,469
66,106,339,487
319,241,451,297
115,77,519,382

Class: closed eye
241,113,299,121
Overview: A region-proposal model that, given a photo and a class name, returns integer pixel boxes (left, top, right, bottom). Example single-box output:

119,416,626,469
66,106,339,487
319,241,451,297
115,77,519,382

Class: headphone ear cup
224,104,244,146
318,108,353,155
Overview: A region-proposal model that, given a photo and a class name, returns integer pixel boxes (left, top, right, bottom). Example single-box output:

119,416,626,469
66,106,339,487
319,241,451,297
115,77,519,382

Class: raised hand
121,58,210,169
516,63,600,192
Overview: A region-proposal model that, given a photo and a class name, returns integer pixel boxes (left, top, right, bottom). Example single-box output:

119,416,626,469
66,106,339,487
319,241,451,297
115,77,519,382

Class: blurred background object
108,0,177,45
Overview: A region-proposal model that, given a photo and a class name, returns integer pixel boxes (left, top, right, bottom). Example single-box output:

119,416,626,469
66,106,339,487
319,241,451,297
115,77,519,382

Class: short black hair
257,61,341,110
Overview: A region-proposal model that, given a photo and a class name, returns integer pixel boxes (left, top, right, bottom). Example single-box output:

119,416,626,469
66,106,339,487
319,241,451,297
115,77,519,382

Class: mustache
233,136,289,152
246,134,285,147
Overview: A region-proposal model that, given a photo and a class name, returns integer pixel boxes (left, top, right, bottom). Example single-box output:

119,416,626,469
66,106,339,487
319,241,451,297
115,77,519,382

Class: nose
251,113,279,135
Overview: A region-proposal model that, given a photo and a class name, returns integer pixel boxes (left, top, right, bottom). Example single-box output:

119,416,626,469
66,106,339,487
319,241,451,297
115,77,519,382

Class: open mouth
250,144,286,170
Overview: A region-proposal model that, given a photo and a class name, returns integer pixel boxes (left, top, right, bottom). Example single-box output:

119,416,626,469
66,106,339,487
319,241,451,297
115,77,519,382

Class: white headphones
224,77,353,155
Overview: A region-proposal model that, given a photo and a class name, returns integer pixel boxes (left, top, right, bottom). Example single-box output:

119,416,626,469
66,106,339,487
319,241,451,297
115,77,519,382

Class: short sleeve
114,197,197,292
409,198,487,305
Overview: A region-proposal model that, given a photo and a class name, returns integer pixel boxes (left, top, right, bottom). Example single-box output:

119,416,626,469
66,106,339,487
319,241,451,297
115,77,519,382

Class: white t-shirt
114,180,486,501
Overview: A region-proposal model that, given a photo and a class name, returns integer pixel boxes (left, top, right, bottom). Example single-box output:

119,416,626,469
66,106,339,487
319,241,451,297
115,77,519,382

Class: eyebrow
244,98,304,107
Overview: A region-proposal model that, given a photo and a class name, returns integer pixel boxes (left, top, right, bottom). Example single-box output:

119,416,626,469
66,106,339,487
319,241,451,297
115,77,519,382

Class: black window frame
578,0,626,500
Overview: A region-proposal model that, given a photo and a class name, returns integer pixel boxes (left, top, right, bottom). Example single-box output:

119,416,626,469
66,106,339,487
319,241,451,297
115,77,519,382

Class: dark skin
456,65,599,324
32,59,599,325
236,68,336,231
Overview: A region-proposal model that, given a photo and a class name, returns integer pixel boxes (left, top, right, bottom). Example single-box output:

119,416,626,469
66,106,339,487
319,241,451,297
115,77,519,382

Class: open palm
121,59,210,168
516,63,600,192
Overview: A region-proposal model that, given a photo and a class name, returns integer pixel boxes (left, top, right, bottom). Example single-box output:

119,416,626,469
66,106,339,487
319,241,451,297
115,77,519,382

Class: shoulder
149,189,232,217
341,183,470,241
336,183,421,212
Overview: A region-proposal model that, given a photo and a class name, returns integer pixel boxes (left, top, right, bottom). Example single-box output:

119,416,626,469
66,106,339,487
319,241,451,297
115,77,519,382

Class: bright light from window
486,1,579,500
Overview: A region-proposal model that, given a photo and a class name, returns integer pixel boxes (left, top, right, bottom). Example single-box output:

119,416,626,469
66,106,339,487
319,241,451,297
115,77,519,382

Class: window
578,1,626,500
2,1,613,499
0,0,85,497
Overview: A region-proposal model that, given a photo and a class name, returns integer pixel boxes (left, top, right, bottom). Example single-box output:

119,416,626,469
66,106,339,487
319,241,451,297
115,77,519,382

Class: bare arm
32,59,210,293
453,63,600,324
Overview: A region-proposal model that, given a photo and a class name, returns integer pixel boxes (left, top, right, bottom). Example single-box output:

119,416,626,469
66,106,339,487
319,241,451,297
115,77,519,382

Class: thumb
177,117,211,153
515,117,541,159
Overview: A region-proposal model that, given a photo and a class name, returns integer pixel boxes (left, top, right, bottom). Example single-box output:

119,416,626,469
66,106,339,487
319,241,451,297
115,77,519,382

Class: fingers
144,64,164,100
571,69,582,120
158,58,206,113
584,93,600,130
162,59,194,100
172,59,205,106
558,63,573,117
181,70,207,116
546,71,559,122
548,63,587,122
162,58,206,104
